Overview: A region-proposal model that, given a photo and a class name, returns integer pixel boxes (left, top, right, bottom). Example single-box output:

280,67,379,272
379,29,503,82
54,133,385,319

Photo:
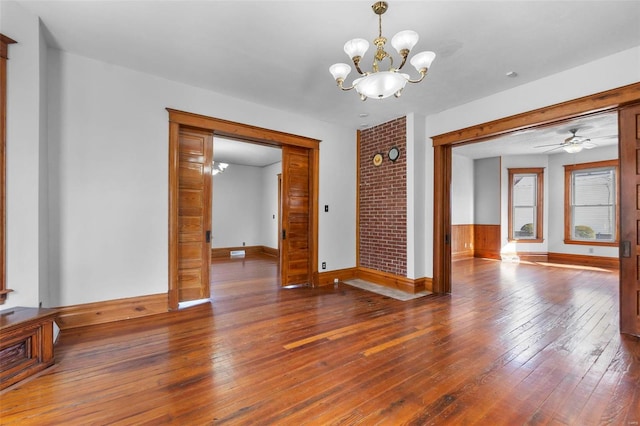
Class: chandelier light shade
212,161,229,176
330,1,436,100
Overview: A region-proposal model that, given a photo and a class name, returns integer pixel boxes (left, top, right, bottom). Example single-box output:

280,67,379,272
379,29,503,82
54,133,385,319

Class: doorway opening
431,82,640,337
209,136,282,297
167,109,320,310
450,111,619,272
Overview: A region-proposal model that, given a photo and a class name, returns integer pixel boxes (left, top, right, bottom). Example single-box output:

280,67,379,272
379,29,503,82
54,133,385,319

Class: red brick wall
359,117,407,276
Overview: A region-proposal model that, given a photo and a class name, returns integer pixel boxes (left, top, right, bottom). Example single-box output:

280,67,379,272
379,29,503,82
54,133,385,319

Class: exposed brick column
359,117,407,276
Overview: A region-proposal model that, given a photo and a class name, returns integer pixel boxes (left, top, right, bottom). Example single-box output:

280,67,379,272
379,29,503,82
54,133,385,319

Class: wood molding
317,267,432,293
167,109,320,150
317,268,358,286
0,34,17,305
563,159,620,246
547,252,619,270
55,293,168,330
517,252,549,262
211,246,278,259
432,82,640,146
432,83,640,299
168,108,320,303
356,267,428,294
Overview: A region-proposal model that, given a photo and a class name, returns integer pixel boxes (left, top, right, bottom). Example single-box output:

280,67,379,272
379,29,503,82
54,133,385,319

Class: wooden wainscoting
451,224,474,260
474,224,501,260
55,293,168,330
211,246,278,259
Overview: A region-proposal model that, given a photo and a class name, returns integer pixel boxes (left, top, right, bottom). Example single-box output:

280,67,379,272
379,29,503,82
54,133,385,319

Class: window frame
563,159,619,247
508,167,544,243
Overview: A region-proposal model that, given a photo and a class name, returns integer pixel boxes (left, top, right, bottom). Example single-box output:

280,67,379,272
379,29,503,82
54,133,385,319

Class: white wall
42,48,355,306
407,113,427,279
260,162,281,249
500,155,549,254
210,161,281,249
547,144,618,257
451,154,474,225
1,1,45,309
473,157,500,225
423,45,640,276
212,164,263,248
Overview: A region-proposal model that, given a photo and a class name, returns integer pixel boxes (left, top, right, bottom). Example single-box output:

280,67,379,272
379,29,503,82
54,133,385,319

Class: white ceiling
453,110,619,159
214,137,281,167
15,0,640,131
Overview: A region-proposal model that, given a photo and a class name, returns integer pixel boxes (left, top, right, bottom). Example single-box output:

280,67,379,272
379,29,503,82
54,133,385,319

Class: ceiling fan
534,128,616,154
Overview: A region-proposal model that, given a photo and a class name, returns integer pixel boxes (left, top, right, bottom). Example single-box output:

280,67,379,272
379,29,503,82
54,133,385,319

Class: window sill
508,238,544,244
563,239,618,247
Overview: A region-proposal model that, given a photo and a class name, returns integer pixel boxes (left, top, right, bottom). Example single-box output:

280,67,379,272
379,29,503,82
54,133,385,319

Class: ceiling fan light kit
329,1,436,100
533,128,613,154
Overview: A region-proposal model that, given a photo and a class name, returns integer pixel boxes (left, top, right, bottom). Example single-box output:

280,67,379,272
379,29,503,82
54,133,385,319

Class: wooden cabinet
1,307,57,390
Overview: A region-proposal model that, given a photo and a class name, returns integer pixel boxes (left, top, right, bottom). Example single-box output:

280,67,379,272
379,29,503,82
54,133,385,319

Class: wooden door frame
431,82,640,294
167,109,320,310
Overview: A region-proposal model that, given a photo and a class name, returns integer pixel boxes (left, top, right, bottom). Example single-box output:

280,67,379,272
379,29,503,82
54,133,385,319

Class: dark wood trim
55,293,168,330
166,109,319,149
356,130,361,268
0,34,17,305
547,252,619,270
432,82,640,146
516,252,549,262
433,144,452,293
310,147,320,287
563,159,619,246
167,121,180,310
432,83,640,300
167,109,320,306
507,167,544,243
356,267,429,294
318,267,432,293
317,268,358,286
211,246,278,259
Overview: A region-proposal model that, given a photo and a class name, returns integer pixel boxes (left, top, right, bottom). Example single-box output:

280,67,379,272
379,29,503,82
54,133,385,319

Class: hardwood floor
1,257,639,425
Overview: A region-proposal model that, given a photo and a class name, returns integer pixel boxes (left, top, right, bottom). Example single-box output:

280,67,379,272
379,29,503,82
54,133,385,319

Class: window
508,168,544,243
564,160,618,246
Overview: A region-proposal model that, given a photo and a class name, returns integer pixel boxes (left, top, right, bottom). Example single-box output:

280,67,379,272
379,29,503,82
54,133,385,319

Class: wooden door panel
619,103,640,337
281,146,311,286
177,128,212,302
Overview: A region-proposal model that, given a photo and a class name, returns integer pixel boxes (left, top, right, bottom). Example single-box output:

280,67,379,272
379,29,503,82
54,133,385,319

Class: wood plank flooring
1,256,639,425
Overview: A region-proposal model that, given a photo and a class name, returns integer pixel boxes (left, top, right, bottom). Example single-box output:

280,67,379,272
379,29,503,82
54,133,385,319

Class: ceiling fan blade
534,143,562,148
588,134,617,140
543,146,564,153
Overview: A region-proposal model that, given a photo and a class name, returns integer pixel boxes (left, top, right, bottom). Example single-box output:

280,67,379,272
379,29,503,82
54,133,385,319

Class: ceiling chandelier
212,161,228,176
329,1,436,101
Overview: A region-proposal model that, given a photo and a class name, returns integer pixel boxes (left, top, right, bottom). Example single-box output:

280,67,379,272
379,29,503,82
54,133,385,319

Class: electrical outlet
324,205,329,212
322,262,326,269
242,242,245,246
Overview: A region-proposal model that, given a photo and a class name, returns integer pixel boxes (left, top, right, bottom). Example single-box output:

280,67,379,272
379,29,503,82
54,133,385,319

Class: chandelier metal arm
329,2,436,100
407,69,428,84
397,49,410,70
352,57,366,75
335,78,355,91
